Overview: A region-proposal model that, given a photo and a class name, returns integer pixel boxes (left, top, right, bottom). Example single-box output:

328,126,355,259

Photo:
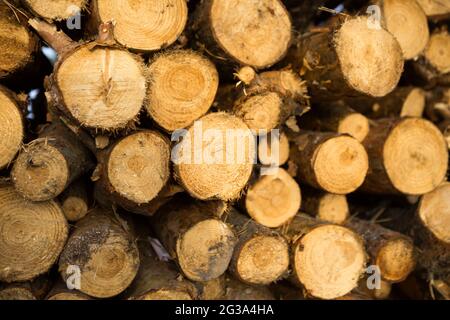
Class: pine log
282,214,366,299
287,16,404,99
173,112,255,201
59,209,140,298
195,276,226,300
59,179,89,222
23,0,88,20
224,276,275,300
225,208,289,285
360,118,448,195
298,101,370,142
0,283,36,300
245,168,301,228
30,19,147,131
416,0,450,21
0,85,24,169
46,281,92,300
301,186,349,224
347,218,416,283
146,50,219,132
355,278,392,300
11,122,94,201
89,0,188,52
94,130,171,215
258,131,290,166
152,198,236,282
288,131,369,194
0,184,68,282
377,0,429,59
192,0,292,70
0,2,36,78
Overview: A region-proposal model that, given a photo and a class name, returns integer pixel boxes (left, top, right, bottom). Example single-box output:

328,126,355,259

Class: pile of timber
0,0,449,301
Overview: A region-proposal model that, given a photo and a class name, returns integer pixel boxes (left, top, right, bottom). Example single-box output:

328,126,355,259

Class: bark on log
0,184,68,283
0,85,24,169
225,208,289,285
281,214,367,299
287,16,404,99
192,0,292,70
244,168,301,228
288,130,369,194
360,118,448,195
23,0,88,21
59,209,140,298
11,122,94,201
152,198,236,282
59,179,89,222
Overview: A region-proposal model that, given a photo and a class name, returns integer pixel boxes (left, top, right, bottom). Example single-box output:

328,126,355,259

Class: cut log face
0,285,36,300
224,276,275,300
48,292,91,300
55,46,146,130
245,168,301,228
418,182,450,243
302,190,349,224
400,88,426,117
197,0,292,69
0,185,68,283
94,0,188,52
146,50,219,131
24,0,88,20
0,87,23,169
416,0,450,18
424,30,450,74
381,0,429,59
59,209,140,298
174,112,255,201
376,238,416,282
258,132,290,166
334,17,404,97
0,3,35,78
59,180,89,222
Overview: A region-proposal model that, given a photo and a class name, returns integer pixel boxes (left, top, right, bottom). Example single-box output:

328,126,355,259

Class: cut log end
47,292,91,300
236,235,289,285
56,46,146,130
316,193,349,224
382,0,429,59
135,290,193,300
175,112,255,201
417,0,450,18
383,118,448,195
0,89,23,169
401,88,426,117
0,185,68,283
335,17,404,97
12,142,69,201
313,136,368,194
337,113,370,142
424,30,450,74
146,50,219,131
293,224,366,299
0,286,35,300
60,180,89,222
25,0,88,20
107,131,170,205
246,168,301,228
177,219,236,282
258,132,290,166
208,0,291,68
418,182,450,243
376,238,416,282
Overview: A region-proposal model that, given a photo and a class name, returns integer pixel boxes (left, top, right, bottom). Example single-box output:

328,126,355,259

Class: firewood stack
0,0,449,300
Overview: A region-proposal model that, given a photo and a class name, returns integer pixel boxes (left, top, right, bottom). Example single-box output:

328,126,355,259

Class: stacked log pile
0,0,449,301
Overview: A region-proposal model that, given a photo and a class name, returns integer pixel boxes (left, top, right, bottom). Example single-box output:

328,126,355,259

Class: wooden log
298,101,370,142
59,179,89,222
94,130,171,215
416,0,450,21
0,184,68,282
282,214,366,299
287,16,404,99
89,0,188,52
224,276,275,300
360,118,448,195
146,50,219,132
0,283,36,300
173,112,255,201
23,0,88,20
301,186,349,224
0,85,24,169
347,218,416,283
258,131,290,166
346,87,426,119
59,209,140,298
377,0,429,59
0,1,36,78
11,122,94,201
30,19,147,131
245,168,301,228
355,278,392,300
152,198,236,282
195,276,226,300
225,208,289,285
192,0,292,70
288,131,369,194
46,281,92,300
125,236,198,300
